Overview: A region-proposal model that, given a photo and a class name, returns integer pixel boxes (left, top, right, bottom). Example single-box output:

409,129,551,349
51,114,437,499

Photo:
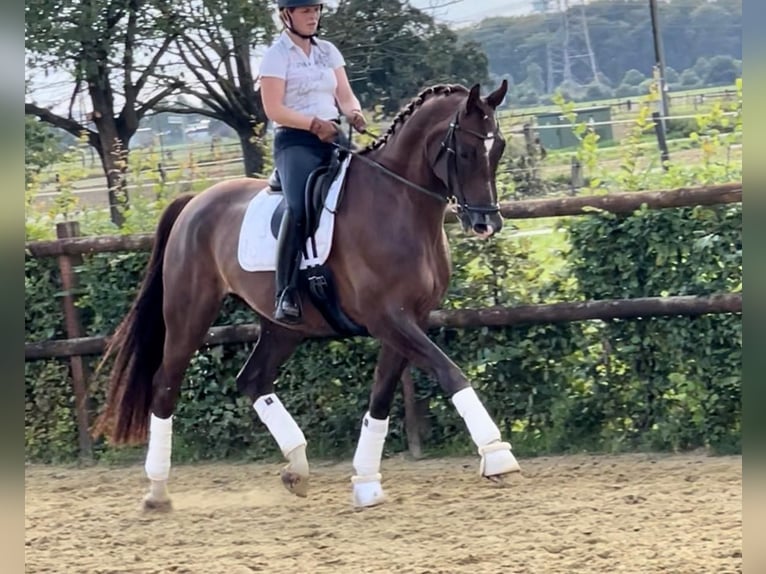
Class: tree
321,0,489,113
705,55,738,86
154,0,276,177
692,57,711,81
457,0,742,92
664,66,679,85
25,0,180,226
615,83,639,98
585,82,613,101
679,68,701,88
621,69,646,87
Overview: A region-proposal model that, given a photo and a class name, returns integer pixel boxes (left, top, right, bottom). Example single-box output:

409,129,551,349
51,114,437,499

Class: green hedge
24,204,742,463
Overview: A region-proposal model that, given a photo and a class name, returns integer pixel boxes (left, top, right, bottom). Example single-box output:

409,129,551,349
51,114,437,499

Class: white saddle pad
237,156,351,272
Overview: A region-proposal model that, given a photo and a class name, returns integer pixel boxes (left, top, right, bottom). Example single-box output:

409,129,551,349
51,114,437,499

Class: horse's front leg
372,315,521,482
351,344,409,508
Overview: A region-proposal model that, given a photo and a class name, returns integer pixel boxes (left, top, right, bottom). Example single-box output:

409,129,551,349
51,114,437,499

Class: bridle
332,108,503,219
434,110,502,219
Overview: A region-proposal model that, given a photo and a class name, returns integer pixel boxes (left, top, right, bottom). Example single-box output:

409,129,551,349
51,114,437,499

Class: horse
94,80,521,511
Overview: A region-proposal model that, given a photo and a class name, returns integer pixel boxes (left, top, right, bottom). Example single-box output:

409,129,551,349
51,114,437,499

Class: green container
535,105,614,150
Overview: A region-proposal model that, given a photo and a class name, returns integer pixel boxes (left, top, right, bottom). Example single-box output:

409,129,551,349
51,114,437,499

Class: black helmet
278,0,323,7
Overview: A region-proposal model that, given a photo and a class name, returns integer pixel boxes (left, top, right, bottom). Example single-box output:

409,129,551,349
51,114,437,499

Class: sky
409,0,536,27
26,0,539,113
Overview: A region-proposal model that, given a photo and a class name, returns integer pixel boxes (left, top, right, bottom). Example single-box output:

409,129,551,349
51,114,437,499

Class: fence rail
25,293,741,361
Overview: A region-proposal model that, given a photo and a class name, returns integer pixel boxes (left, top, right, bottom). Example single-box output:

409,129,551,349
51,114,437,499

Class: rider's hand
348,109,367,133
309,117,339,142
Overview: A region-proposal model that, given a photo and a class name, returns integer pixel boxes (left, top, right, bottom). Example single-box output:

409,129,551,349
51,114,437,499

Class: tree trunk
96,134,130,227
89,115,130,227
238,129,266,177
87,72,131,227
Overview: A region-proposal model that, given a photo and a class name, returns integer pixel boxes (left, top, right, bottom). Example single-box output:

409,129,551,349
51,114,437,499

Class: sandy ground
25,452,741,574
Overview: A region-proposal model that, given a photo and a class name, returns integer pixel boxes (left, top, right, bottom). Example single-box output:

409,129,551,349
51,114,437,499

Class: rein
331,138,447,204
331,110,501,214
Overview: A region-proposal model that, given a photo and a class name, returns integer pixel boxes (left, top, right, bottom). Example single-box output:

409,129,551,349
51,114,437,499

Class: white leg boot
451,387,521,478
142,413,173,511
351,412,389,508
254,393,310,496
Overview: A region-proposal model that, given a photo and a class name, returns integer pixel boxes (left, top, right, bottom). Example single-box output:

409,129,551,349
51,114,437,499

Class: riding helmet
278,0,323,7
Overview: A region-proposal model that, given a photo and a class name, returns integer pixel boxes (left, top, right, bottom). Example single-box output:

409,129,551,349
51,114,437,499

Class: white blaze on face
482,115,494,158
481,116,496,199
485,134,494,155
473,114,498,240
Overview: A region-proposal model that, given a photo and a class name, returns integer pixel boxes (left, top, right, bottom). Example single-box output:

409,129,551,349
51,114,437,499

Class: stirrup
274,290,302,323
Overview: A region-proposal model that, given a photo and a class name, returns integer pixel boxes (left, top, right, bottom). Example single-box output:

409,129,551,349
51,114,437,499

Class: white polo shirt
259,31,345,126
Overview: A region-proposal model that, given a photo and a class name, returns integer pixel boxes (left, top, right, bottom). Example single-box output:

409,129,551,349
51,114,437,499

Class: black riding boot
274,210,303,324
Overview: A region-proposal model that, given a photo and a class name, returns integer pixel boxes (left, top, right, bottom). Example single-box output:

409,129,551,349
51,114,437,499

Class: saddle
266,147,368,338
267,147,346,241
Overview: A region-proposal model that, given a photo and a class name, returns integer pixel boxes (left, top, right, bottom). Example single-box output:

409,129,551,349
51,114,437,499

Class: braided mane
360,84,469,154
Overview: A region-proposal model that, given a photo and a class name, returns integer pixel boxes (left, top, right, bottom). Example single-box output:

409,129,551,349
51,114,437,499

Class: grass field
498,85,737,118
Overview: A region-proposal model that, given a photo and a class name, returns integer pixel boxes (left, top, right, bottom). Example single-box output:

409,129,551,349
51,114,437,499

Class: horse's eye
459,147,475,160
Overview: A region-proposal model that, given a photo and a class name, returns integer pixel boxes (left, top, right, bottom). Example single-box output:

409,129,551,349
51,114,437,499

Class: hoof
479,442,521,479
352,474,386,508
141,494,173,513
280,468,309,498
484,474,513,488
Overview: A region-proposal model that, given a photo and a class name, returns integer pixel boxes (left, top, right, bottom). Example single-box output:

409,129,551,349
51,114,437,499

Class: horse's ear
485,79,508,109
466,83,481,115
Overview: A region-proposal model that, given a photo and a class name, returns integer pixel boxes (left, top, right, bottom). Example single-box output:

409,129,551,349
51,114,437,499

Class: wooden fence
24,182,743,460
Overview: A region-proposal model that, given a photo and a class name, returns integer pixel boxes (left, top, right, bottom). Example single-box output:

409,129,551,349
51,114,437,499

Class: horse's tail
92,194,196,445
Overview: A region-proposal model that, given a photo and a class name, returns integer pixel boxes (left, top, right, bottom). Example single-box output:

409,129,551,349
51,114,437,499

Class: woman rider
259,0,367,324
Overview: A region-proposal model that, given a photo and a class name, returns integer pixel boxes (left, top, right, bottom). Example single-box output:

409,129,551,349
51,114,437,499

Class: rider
259,0,367,324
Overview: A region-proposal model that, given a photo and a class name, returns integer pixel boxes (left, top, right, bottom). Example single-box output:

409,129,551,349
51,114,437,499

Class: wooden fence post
570,156,583,195
55,221,93,462
522,123,535,156
401,368,423,459
652,111,670,170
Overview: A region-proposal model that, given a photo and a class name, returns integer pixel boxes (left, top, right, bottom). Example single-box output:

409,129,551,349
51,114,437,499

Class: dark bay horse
95,80,521,510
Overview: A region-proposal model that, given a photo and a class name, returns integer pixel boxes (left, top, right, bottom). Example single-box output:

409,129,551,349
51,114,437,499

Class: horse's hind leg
142,276,224,512
235,320,308,496
351,343,408,508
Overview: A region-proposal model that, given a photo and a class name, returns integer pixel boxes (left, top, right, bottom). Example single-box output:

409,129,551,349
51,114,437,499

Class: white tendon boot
351,413,389,508
451,387,521,478
254,393,310,496
143,413,173,511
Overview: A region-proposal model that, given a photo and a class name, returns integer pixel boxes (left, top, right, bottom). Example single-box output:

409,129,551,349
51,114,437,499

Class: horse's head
429,80,508,238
